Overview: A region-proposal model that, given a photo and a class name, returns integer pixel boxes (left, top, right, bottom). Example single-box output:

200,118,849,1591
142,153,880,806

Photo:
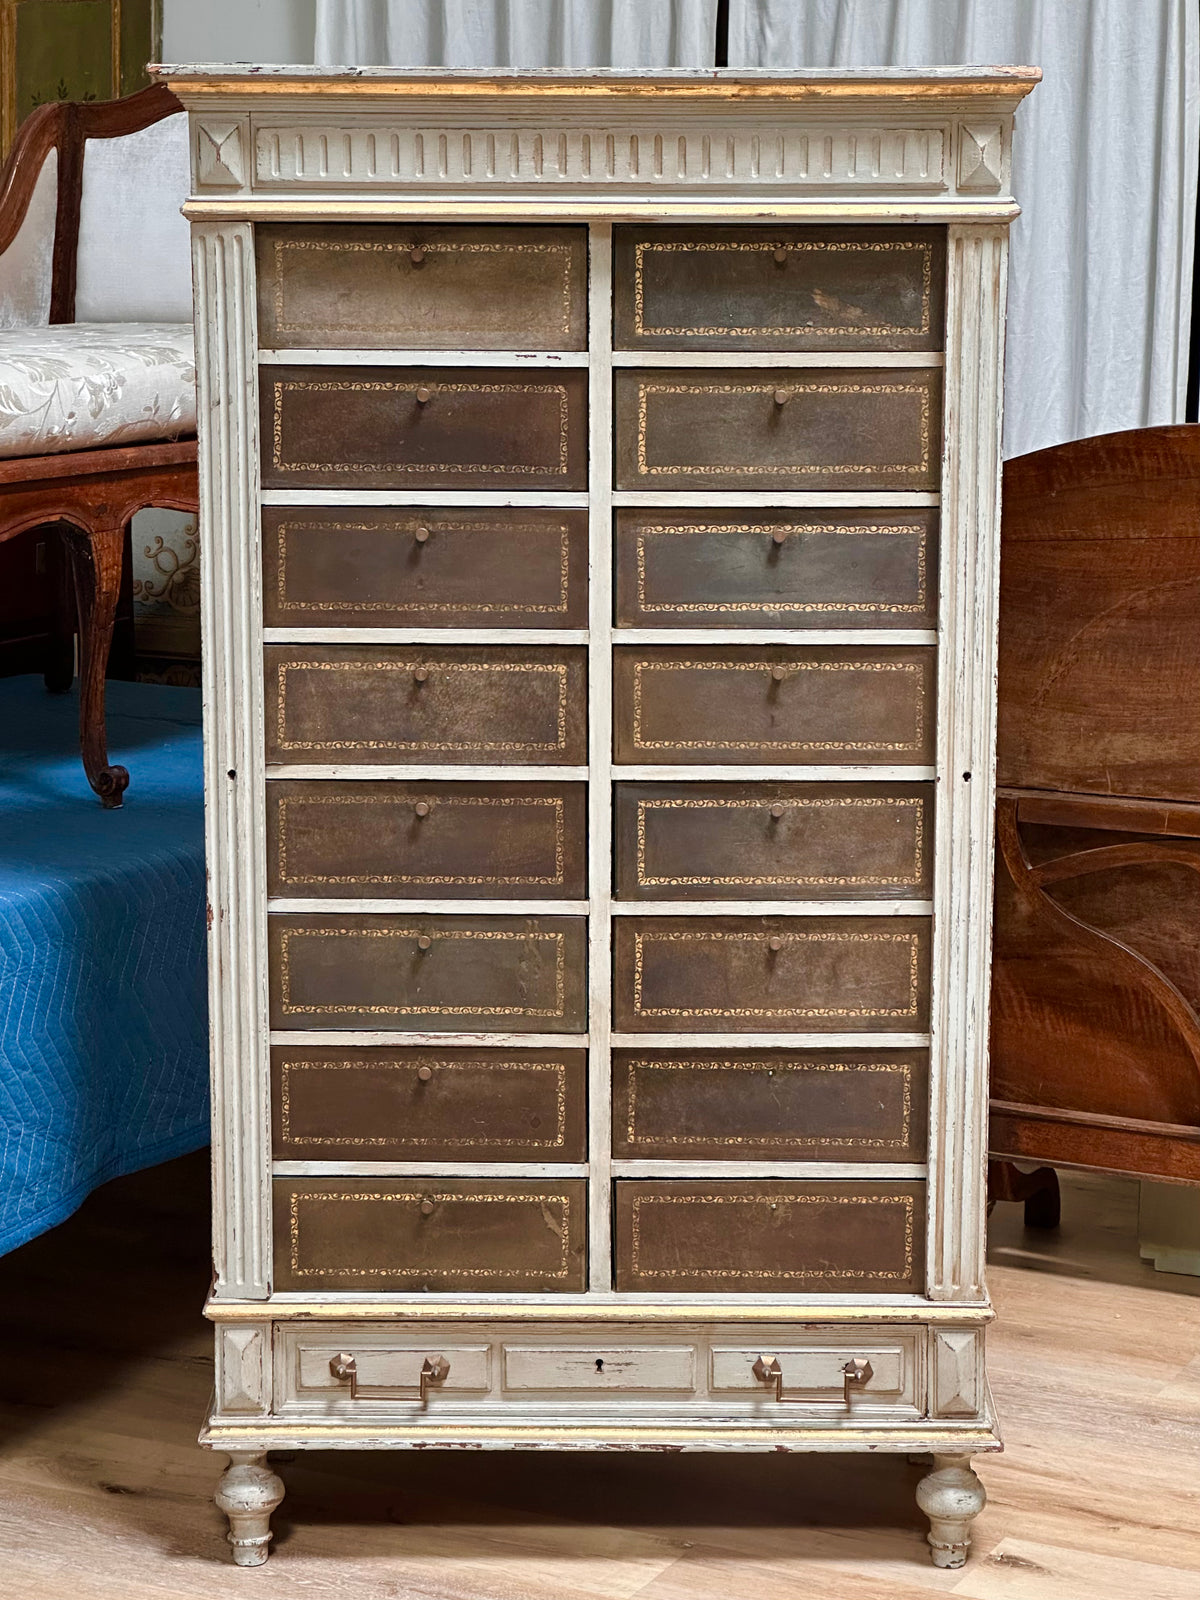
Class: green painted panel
119,0,160,96
14,0,113,123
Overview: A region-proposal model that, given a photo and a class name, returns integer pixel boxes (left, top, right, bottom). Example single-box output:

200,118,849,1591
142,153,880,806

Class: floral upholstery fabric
0,321,195,459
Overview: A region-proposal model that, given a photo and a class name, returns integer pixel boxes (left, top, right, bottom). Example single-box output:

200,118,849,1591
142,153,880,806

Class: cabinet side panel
927,224,1007,1301
194,220,271,1299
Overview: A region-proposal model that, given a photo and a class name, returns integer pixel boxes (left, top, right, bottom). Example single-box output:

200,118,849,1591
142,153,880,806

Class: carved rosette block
916,1454,986,1567
197,120,247,187
215,1453,285,1566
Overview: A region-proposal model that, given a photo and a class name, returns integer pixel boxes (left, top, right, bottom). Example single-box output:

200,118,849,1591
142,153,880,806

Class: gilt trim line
287,1190,574,1279
271,237,576,340
277,926,568,1018
279,1058,569,1149
275,517,573,615
632,239,934,340
270,379,572,477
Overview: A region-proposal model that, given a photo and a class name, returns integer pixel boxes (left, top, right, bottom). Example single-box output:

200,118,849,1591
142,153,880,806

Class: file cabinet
159,61,1037,1568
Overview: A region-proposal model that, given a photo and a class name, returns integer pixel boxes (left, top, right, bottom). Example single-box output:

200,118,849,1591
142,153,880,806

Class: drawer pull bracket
329,1352,450,1404
752,1354,875,1405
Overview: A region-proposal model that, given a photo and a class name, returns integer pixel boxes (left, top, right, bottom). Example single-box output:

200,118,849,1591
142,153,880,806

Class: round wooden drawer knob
416,1065,434,1082
770,665,787,682
773,246,789,264
414,801,431,818
771,528,788,545
415,386,432,405
417,935,433,952
410,245,427,265
420,1197,435,1216
414,525,431,544
768,935,785,952
413,667,430,684
769,803,786,820
773,388,791,407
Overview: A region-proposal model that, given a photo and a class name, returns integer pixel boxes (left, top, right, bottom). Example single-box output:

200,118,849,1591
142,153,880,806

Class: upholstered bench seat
0,321,195,459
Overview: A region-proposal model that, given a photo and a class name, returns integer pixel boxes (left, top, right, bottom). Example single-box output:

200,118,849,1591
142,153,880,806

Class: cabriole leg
916,1453,986,1568
215,1452,285,1566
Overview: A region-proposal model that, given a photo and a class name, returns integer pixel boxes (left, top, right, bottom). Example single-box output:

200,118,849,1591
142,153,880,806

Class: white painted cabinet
156,62,1037,1567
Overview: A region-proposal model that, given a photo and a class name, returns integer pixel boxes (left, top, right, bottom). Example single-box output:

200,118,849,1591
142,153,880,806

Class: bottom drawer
273,1178,587,1292
613,1180,925,1292
266,1320,925,1418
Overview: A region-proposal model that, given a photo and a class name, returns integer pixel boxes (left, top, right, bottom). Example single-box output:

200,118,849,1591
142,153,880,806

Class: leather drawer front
614,368,940,492
264,646,588,766
273,1178,588,1292
612,647,934,766
612,225,945,351
268,913,588,1032
614,509,937,629
612,1049,928,1161
256,223,588,351
261,366,588,490
271,1045,587,1161
262,507,588,629
612,915,931,1035
614,782,932,901
266,781,587,900
613,1180,925,1292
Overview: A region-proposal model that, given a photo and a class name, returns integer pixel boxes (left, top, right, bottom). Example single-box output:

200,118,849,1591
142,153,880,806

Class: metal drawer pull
767,935,784,953
773,246,789,265
773,388,791,407
770,528,788,545
769,803,786,821
416,1064,434,1082
417,935,433,952
329,1352,450,1403
413,667,429,684
414,525,431,544
752,1354,874,1404
409,246,427,266
770,664,787,682
414,385,432,405
419,1196,436,1215
413,800,431,818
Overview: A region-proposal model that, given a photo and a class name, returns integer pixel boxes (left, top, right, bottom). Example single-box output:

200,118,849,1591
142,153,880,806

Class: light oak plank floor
0,1156,1197,1597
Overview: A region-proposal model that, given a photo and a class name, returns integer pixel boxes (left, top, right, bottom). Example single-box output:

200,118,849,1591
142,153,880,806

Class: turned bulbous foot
215,1452,285,1566
915,1453,986,1568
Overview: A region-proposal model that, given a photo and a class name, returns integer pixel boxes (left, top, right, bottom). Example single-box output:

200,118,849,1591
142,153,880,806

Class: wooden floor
1,1157,1198,1598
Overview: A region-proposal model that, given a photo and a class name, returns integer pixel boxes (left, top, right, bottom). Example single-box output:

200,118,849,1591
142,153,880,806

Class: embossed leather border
274,516,573,615
279,1057,570,1149
628,1191,916,1281
633,521,929,616
630,927,924,1020
276,793,567,888
632,238,934,340
277,926,567,1018
634,794,926,888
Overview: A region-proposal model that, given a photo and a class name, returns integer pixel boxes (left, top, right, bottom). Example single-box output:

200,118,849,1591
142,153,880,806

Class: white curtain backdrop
728,0,1200,460
315,1,718,70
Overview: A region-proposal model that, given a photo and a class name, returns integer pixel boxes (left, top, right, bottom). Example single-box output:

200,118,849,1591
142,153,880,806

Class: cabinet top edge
150,63,1041,105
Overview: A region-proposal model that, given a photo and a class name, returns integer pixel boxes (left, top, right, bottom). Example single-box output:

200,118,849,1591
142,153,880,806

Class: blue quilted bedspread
0,674,209,1255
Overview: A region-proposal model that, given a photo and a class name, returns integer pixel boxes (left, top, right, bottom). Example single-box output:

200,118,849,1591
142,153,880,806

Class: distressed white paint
586,222,616,1291
925,225,1008,1304
194,222,272,1302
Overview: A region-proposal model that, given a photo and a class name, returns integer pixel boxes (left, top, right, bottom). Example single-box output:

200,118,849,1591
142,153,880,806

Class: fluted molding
194,222,271,1299
926,224,1008,1302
